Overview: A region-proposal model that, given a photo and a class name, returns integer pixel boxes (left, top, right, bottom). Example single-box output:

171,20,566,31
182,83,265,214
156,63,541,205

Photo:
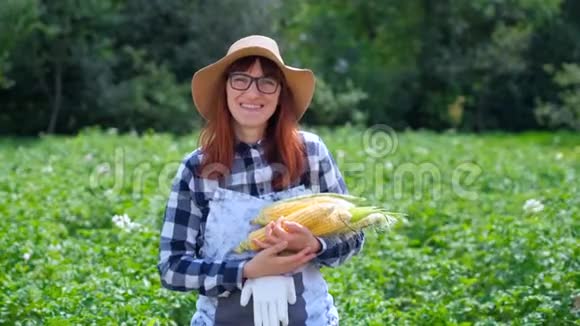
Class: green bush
303,78,368,126
535,63,580,131
95,47,197,134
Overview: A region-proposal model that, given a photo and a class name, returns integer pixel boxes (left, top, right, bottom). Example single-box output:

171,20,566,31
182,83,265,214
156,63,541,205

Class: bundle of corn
235,193,400,253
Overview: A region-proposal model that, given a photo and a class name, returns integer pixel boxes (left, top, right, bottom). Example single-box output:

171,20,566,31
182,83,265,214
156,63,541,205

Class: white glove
240,275,296,326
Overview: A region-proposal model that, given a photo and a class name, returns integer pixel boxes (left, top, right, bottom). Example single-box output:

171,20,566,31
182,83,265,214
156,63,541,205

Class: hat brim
191,47,315,121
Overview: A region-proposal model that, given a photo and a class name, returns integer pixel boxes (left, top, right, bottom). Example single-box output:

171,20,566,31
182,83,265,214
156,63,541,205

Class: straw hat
191,35,316,121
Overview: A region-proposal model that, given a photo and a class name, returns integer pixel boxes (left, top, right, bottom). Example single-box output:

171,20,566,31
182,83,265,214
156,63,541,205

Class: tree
0,0,284,135
0,0,40,89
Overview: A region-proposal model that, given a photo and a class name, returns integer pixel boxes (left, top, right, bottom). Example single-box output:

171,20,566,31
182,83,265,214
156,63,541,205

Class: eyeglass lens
229,73,279,94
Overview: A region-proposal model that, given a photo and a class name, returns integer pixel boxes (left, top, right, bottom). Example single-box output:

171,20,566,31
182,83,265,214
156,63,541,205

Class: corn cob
272,192,368,205
333,207,399,234
236,203,337,252
307,207,352,236
234,194,401,253
251,192,367,225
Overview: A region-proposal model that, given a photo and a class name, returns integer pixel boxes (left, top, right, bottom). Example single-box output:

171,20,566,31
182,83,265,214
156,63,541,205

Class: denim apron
190,185,340,326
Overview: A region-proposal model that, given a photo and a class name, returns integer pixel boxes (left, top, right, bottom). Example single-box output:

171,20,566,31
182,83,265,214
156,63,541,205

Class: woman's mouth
240,103,264,111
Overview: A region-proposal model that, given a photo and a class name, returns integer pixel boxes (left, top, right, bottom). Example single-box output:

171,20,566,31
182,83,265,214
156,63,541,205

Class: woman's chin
232,113,272,129
233,119,269,131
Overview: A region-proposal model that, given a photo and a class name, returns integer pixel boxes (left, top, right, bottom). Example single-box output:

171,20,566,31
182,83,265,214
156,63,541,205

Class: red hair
196,56,306,190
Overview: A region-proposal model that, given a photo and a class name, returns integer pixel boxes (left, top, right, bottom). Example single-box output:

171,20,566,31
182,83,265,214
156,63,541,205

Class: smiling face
226,58,281,142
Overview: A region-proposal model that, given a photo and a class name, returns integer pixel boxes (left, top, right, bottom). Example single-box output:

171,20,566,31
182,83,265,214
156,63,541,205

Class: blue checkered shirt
157,131,365,296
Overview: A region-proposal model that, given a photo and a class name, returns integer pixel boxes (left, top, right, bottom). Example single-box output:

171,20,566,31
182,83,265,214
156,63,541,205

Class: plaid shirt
157,131,365,297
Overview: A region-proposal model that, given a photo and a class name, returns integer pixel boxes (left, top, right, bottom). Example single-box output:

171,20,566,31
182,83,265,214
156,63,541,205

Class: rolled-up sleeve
157,159,247,296
313,138,365,268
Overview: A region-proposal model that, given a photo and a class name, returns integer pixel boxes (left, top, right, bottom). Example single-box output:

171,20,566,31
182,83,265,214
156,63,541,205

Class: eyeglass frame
227,72,281,94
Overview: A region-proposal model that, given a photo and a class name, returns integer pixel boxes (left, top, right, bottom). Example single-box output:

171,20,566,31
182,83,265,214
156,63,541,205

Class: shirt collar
234,138,264,155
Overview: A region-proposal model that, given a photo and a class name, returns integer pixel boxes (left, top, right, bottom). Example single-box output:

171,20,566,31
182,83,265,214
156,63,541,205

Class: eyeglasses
228,72,280,94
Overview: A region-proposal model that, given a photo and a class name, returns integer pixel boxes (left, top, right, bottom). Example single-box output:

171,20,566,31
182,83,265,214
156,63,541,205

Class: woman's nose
245,81,261,97
248,81,260,96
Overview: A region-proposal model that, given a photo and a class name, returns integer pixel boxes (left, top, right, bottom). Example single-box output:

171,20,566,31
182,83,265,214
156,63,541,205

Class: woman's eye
261,79,276,86
232,77,249,85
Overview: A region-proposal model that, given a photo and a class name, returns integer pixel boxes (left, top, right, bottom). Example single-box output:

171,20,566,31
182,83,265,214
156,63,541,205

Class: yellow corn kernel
308,207,353,236
235,203,336,252
252,193,361,225
279,202,337,229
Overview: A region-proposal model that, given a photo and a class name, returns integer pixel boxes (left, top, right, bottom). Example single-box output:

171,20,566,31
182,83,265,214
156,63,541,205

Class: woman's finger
281,220,307,234
265,240,288,255
271,221,289,239
263,223,278,242
289,250,316,271
300,252,317,264
265,223,283,244
252,238,274,249
277,217,289,230
293,246,317,266
276,246,311,264
264,234,280,246
266,222,274,237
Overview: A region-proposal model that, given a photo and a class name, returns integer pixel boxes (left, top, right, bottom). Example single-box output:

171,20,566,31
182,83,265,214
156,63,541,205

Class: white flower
523,199,544,214
112,214,142,232
23,252,32,261
143,278,151,288
96,164,110,174
48,244,62,252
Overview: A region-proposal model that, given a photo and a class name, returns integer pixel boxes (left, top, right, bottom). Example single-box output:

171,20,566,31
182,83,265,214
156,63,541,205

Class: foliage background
1,128,578,324
1,0,579,134
1,1,579,325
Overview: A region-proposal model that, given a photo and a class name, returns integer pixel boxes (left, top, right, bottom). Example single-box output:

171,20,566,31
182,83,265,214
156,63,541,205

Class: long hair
196,56,306,190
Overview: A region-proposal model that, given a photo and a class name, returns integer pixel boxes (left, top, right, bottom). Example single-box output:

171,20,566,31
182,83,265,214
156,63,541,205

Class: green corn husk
335,206,401,234
348,211,400,232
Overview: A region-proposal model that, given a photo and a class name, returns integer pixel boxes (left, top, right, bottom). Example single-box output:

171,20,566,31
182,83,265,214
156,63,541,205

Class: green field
1,127,578,325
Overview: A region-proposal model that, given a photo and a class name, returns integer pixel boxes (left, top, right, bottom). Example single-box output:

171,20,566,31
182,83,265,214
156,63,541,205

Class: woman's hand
253,218,321,253
243,241,316,279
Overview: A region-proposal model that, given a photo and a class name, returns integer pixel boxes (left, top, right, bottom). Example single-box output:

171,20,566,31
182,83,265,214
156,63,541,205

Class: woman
157,35,365,326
